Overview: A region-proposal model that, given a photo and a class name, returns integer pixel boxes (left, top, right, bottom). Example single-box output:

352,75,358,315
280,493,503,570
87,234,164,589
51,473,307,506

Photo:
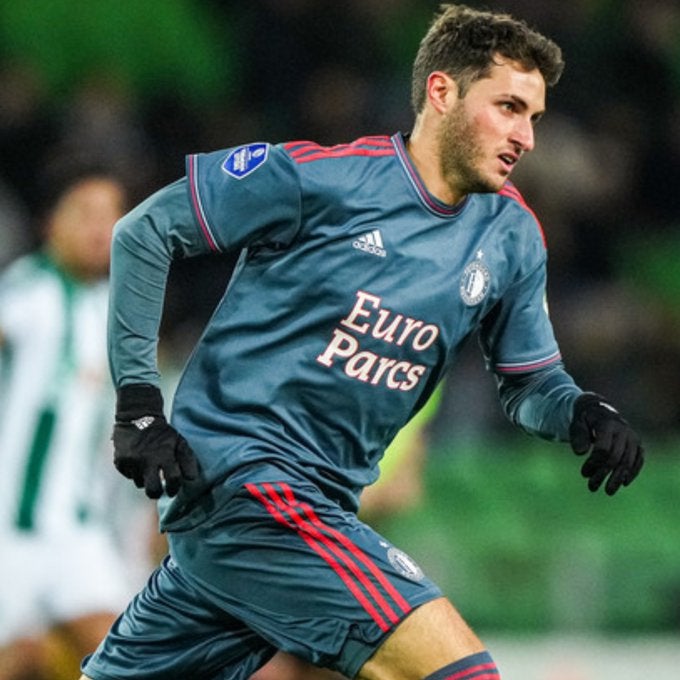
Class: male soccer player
80,5,644,680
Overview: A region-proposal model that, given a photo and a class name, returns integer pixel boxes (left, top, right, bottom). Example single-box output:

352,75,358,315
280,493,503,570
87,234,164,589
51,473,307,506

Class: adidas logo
352,229,387,257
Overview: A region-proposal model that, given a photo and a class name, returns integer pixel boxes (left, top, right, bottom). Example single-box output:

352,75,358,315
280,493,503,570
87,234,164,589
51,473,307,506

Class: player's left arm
481,245,643,495
499,366,644,495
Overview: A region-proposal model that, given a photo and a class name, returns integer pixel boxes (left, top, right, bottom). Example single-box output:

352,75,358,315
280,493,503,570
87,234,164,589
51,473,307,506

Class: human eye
499,100,517,113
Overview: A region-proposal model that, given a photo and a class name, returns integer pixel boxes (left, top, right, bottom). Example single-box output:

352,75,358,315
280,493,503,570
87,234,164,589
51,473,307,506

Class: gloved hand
113,383,198,499
569,392,644,496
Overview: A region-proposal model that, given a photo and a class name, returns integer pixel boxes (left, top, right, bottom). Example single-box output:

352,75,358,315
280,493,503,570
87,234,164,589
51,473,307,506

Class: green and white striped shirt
0,252,114,533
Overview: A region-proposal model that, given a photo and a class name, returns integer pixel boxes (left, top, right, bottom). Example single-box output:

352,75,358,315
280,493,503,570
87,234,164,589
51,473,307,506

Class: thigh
357,598,486,680
169,480,443,679
80,556,276,680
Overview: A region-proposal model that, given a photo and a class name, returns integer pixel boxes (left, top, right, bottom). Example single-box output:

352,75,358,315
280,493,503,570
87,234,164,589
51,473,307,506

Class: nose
512,118,535,153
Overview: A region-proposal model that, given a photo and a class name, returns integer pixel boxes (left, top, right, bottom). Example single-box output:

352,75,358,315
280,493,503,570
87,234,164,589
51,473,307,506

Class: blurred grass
376,436,680,634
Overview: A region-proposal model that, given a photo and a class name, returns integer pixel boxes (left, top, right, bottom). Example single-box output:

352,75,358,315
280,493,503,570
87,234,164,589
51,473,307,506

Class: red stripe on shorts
278,482,412,615
245,482,410,632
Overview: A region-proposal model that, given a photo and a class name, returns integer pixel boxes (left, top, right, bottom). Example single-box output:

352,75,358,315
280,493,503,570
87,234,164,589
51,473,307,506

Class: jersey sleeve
109,142,303,388
108,178,213,388
186,142,302,253
479,213,581,440
480,214,560,374
0,267,15,339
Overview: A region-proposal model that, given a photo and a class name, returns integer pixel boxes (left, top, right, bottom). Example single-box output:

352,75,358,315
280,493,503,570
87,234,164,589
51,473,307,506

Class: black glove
569,392,644,496
113,384,198,499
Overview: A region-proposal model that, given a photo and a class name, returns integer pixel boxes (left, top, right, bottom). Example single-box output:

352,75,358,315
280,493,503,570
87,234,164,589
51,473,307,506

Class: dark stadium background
1,1,678,676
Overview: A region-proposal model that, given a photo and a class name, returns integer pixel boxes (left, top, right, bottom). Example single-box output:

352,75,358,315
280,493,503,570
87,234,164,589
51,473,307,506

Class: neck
406,123,464,206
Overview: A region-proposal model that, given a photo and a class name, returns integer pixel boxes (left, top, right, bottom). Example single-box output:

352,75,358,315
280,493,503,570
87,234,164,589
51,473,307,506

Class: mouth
498,153,518,174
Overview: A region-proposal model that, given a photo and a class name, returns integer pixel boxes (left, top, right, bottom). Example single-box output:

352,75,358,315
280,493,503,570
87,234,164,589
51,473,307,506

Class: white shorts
0,524,134,644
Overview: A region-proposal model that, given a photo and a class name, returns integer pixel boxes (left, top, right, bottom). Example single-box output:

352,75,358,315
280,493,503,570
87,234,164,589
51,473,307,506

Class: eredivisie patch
222,143,270,179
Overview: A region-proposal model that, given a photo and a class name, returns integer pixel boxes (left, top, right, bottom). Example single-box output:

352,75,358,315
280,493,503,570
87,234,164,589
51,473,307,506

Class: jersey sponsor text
316,290,439,391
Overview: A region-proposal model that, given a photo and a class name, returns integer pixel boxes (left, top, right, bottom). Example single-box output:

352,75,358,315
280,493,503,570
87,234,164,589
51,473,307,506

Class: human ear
426,71,458,114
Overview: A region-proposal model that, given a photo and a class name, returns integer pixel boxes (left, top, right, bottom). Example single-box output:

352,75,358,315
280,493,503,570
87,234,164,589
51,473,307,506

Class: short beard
437,102,498,198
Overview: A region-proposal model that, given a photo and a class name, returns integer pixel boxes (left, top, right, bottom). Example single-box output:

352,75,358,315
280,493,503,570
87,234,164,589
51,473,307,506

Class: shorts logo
222,143,270,179
460,251,491,306
387,547,424,582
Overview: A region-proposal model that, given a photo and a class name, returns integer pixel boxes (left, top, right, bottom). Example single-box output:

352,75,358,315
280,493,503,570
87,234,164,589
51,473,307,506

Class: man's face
47,178,126,280
438,58,546,198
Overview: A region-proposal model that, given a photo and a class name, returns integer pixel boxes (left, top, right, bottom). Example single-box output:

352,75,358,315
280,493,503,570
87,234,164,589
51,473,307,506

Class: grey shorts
81,479,441,679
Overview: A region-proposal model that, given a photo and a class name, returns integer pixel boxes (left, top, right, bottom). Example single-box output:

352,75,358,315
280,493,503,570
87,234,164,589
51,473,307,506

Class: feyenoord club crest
460,251,491,306
387,547,424,582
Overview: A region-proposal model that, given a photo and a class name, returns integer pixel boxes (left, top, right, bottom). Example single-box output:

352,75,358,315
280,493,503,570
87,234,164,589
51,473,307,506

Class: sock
424,650,500,680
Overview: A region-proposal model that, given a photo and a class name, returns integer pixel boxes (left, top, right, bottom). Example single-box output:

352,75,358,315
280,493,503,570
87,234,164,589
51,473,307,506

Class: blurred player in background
81,4,644,680
0,167,138,680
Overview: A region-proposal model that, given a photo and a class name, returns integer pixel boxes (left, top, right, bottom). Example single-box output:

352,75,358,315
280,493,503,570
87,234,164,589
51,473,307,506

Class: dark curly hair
411,4,564,114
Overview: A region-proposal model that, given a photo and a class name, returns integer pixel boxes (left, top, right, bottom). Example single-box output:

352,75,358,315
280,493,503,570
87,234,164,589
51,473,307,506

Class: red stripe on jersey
279,482,412,615
498,182,546,248
285,137,395,164
187,155,220,252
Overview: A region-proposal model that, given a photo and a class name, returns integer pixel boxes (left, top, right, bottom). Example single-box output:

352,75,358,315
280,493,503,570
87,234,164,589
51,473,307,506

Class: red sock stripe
245,482,408,632
444,662,500,680
278,482,412,615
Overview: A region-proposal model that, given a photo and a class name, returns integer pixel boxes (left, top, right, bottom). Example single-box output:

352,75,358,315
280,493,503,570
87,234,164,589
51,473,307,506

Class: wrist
116,383,164,421
573,392,613,415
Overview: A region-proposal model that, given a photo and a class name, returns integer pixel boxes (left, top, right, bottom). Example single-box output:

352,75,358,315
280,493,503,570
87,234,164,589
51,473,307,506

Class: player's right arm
107,178,210,388
108,178,212,498
110,145,301,389
108,144,302,498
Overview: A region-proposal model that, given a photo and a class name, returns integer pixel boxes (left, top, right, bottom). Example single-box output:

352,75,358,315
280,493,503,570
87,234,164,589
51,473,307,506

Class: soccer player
80,5,644,680
0,167,135,680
